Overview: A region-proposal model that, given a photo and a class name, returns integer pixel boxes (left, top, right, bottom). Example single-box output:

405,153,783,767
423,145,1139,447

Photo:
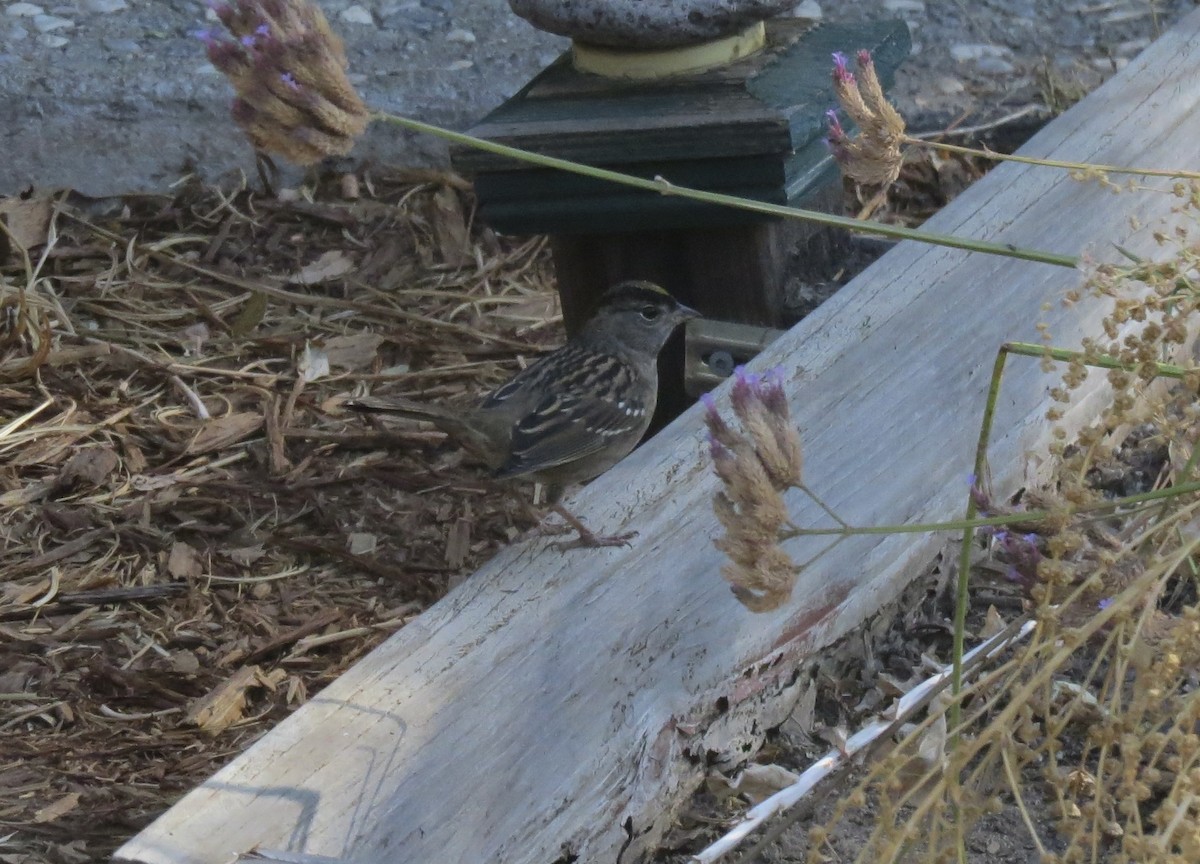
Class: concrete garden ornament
508,0,800,78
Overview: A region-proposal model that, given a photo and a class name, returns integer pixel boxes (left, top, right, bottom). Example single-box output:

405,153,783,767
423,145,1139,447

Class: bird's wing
478,344,574,411
493,355,652,479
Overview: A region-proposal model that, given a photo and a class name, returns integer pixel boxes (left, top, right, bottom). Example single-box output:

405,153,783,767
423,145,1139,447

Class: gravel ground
0,0,1194,195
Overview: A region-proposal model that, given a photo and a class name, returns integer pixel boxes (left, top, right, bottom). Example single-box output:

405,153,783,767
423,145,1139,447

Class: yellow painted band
570,21,767,80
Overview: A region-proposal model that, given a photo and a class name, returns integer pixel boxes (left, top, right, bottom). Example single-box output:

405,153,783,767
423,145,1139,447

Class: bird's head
582,280,700,357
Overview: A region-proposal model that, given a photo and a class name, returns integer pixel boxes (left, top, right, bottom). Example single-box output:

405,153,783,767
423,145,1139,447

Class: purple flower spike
240,34,258,47
1098,597,1113,610
733,365,761,387
759,367,788,415
707,433,736,477
255,22,271,36
856,49,875,70
280,71,300,90
832,51,855,84
731,367,764,417
995,530,1041,590
825,108,846,141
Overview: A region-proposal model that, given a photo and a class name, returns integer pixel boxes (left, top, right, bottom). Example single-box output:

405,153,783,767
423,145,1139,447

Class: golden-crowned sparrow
347,280,698,546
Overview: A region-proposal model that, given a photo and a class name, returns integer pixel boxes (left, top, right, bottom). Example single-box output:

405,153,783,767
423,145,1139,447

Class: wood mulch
0,166,558,863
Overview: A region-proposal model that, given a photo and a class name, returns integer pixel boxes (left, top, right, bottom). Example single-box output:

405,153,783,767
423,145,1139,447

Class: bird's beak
677,302,701,321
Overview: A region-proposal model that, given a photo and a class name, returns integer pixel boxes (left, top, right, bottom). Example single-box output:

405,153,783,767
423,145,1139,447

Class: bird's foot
554,527,638,551
549,503,637,550
529,521,573,539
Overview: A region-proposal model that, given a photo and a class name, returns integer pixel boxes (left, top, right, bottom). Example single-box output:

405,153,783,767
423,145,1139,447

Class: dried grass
0,166,556,862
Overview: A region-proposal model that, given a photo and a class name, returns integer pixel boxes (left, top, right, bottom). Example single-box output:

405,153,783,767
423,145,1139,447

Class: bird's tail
343,395,502,469
344,395,462,425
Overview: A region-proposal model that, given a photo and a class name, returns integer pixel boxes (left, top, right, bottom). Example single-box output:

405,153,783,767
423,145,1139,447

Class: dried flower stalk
826,50,907,188
199,0,369,165
704,368,804,612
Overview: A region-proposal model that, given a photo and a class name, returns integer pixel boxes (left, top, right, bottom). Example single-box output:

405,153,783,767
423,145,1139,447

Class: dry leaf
706,763,802,805
290,250,354,285
33,791,81,824
0,194,54,258
171,650,201,674
980,604,1008,638
230,291,267,337
893,692,950,796
297,342,331,382
430,186,471,267
58,446,119,487
180,322,211,355
347,532,377,555
226,544,266,566
167,541,203,580
184,412,263,455
323,332,384,371
735,763,802,804
286,676,307,704
186,666,263,735
130,473,179,492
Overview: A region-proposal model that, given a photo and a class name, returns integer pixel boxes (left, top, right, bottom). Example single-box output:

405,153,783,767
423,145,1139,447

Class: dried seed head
702,392,740,450
827,49,907,188
728,367,803,488
201,0,369,165
703,375,805,613
725,545,800,613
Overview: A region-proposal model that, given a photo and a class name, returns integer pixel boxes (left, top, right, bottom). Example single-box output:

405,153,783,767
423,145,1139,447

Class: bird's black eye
639,305,661,321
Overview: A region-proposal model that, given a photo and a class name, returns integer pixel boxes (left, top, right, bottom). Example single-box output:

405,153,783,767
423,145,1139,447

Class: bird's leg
518,498,573,538
549,502,637,550
516,484,635,549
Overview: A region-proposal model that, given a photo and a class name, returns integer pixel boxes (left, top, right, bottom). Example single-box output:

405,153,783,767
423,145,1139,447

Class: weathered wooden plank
117,11,1200,864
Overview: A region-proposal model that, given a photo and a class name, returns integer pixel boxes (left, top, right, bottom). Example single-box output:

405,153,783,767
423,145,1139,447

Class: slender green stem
798,483,848,528
905,135,1200,182
1003,340,1190,378
948,346,1014,735
372,112,1080,269
778,479,1200,540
